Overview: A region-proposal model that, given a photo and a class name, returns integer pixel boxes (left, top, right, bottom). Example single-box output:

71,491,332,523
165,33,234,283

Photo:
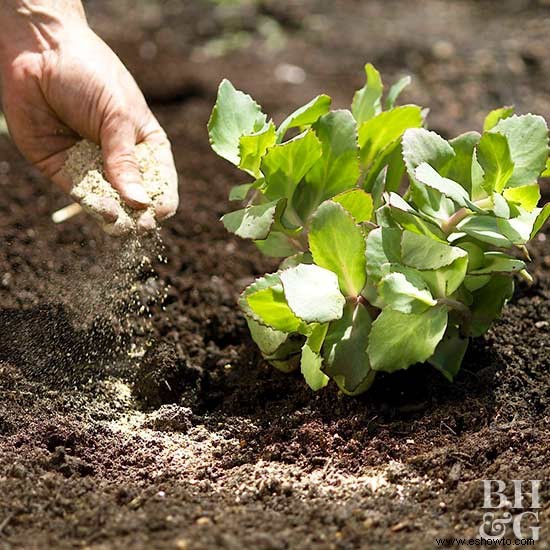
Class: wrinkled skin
0,13,178,230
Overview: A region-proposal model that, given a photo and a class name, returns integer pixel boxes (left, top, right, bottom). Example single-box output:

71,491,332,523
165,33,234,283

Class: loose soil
1,1,549,549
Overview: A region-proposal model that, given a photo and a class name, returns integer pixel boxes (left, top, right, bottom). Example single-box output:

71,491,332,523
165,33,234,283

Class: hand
0,15,178,229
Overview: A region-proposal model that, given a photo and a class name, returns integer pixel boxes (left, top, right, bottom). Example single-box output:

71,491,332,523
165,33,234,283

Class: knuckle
113,150,137,166
105,96,130,118
105,150,138,171
11,54,42,82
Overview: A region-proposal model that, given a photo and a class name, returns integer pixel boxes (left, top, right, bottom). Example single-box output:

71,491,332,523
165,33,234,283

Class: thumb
101,120,150,209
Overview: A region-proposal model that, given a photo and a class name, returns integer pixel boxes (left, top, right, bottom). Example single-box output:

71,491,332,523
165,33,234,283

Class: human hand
0,5,178,230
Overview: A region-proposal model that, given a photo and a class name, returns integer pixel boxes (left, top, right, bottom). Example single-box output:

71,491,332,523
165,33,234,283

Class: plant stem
440,196,499,236
437,298,470,317
287,235,307,253
356,295,380,319
441,207,469,235
364,221,378,231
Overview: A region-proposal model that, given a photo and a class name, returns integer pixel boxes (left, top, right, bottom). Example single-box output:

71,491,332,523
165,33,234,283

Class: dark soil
1,1,550,549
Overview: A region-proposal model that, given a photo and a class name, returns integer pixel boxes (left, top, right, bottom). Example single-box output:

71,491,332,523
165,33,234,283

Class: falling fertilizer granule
65,139,170,235
24,140,173,378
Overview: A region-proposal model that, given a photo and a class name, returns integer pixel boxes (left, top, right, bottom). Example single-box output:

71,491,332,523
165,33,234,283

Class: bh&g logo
479,480,541,541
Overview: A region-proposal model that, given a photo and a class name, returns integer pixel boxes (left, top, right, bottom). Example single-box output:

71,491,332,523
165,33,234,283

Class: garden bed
0,1,549,548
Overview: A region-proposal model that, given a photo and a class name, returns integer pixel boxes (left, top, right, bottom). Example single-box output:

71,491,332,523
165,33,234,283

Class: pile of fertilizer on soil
65,139,170,235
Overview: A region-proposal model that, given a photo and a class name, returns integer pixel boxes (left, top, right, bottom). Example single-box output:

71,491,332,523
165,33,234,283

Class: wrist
0,1,88,66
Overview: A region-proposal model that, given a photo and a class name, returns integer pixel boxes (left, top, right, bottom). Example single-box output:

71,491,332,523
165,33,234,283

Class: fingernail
124,183,151,207
101,198,121,223
137,211,157,234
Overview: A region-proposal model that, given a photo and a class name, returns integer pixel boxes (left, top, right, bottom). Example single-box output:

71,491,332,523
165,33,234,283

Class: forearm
0,0,87,63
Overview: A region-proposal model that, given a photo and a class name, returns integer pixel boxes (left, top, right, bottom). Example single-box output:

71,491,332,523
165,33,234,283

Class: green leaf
229,182,255,201
375,203,401,229
280,264,346,324
338,373,377,396
491,114,549,187
369,170,387,210
293,110,360,220
379,270,436,314
419,255,468,298
254,231,300,258
469,275,514,337
306,321,328,353
300,324,329,391
301,344,329,391
365,227,402,283
385,145,407,194
208,79,268,166
402,128,456,174
542,158,550,178
386,75,411,109
464,274,492,293
457,210,541,247
415,163,476,209
221,199,285,240
384,193,446,241
367,229,467,298
265,333,306,373
238,121,276,177
332,189,373,223
531,203,550,238
470,151,486,201
402,128,457,220
276,94,332,143
309,201,367,296
279,252,313,270
401,230,467,270
500,208,542,244
458,242,485,271
476,132,515,193
322,303,374,394
483,106,514,132
428,329,469,382
246,316,288,356
367,307,448,372
503,184,540,212
456,215,513,248
491,193,511,218
261,130,322,203
241,273,303,333
270,357,301,374
444,132,481,194
352,63,383,124
359,106,423,189
470,252,525,275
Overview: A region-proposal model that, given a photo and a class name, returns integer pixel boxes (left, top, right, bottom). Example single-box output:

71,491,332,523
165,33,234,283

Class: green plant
208,64,550,395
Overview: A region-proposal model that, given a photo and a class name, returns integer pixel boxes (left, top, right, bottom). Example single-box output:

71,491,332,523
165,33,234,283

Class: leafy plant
208,64,550,395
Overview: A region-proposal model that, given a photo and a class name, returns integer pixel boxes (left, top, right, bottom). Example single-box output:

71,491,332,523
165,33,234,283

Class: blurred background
83,0,550,138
